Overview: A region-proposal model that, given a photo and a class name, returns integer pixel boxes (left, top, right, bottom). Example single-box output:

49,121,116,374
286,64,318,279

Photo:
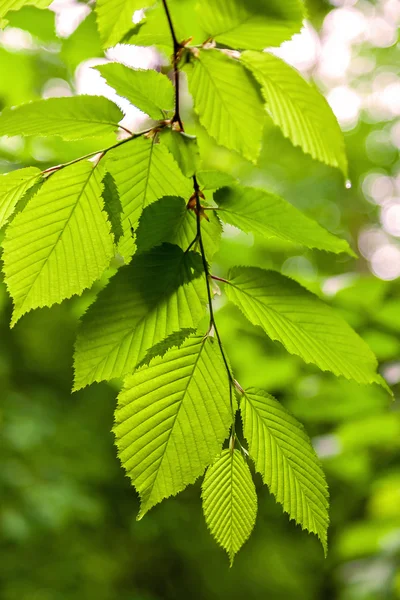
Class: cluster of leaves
0,0,389,563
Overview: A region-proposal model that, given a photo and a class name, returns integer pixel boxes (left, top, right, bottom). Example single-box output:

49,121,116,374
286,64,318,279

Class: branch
161,0,184,130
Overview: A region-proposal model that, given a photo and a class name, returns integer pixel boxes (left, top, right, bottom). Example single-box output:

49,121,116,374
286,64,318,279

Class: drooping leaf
197,0,305,50
242,51,348,176
96,0,154,48
135,195,222,261
114,335,233,517
95,64,174,120
225,267,382,386
137,328,196,368
106,136,193,260
73,244,207,389
0,167,42,229
202,449,257,565
185,50,265,163
0,96,124,140
241,388,329,553
214,186,354,255
159,130,200,178
197,170,238,191
0,0,51,28
3,161,113,325
102,172,124,246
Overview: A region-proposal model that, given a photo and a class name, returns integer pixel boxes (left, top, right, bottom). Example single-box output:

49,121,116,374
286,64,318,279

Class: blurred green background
0,1,400,598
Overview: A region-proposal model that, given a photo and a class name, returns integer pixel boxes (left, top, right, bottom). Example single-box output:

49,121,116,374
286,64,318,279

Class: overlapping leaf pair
0,0,389,563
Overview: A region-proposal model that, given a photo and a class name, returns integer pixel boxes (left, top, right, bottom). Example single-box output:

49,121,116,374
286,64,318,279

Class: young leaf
198,0,305,50
185,50,265,163
102,172,124,246
241,388,329,553
106,136,193,260
225,267,382,386
0,167,42,229
114,335,233,517
135,196,222,260
3,161,113,325
159,130,200,178
0,96,124,140
202,449,257,565
197,170,238,191
214,185,354,256
73,244,207,389
95,64,174,120
242,51,348,176
0,0,51,27
95,0,154,48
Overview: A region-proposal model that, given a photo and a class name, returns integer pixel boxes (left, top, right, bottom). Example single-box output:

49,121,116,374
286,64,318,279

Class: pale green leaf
214,185,354,255
197,170,237,191
0,96,124,140
96,0,154,48
106,136,193,260
242,51,348,176
0,167,42,229
197,0,305,50
0,0,51,27
102,172,123,246
225,267,382,386
159,130,200,178
114,335,233,516
3,161,114,325
241,388,329,553
73,244,207,389
202,449,257,565
95,63,174,120
135,195,222,261
137,328,196,369
185,50,265,163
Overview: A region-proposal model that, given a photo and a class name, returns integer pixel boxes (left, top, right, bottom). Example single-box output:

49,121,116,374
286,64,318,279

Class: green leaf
0,96,124,140
3,161,114,325
106,136,193,260
197,0,305,50
214,186,354,255
0,0,51,27
241,388,329,553
135,195,222,261
225,267,382,386
159,130,200,178
185,50,265,163
102,172,123,246
61,12,103,73
96,0,154,48
242,51,348,176
137,328,196,369
73,244,207,389
114,335,233,517
202,449,257,565
0,167,42,229
197,170,238,191
95,64,174,120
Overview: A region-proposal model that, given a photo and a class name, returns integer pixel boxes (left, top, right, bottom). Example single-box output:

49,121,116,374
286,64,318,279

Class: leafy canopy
0,0,389,564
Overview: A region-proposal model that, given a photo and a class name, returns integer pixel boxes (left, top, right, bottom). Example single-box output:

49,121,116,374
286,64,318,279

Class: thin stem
119,124,134,136
211,274,230,285
41,127,154,178
161,0,183,130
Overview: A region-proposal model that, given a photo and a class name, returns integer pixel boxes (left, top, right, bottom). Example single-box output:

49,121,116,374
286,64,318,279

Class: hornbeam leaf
197,170,238,191
137,328,196,369
159,130,200,178
241,388,329,553
197,0,305,50
214,186,354,256
135,196,222,261
0,167,42,229
3,161,113,325
96,0,154,48
185,50,265,163
73,244,207,389
106,136,193,260
102,172,123,246
95,64,174,120
0,0,51,27
225,267,382,386
202,449,257,565
114,335,233,517
0,96,124,140
242,51,348,176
